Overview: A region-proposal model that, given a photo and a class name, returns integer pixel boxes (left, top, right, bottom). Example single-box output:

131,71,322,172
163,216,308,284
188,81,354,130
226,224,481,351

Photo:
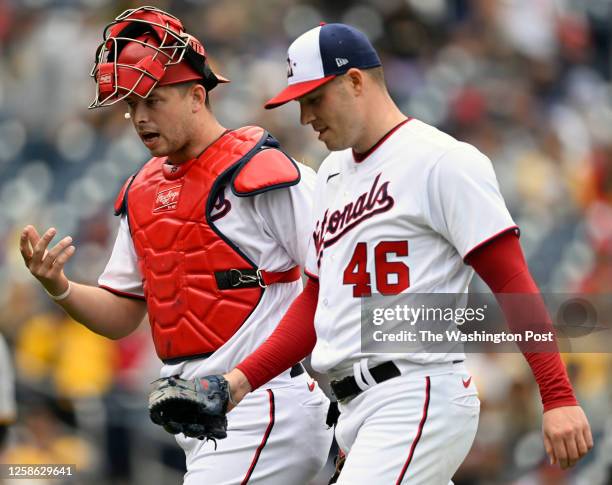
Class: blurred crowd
0,0,611,484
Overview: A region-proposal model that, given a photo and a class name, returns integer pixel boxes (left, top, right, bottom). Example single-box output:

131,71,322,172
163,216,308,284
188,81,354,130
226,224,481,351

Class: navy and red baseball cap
264,23,381,109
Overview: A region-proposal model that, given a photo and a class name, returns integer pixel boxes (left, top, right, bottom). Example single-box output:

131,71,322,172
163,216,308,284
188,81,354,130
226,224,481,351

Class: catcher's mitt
148,375,229,441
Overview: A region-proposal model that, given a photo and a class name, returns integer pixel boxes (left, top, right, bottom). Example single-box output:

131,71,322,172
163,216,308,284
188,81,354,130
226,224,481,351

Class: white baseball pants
334,361,479,485
176,373,333,485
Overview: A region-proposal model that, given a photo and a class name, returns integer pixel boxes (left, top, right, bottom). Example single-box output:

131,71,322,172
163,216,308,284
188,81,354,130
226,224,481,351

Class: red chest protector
115,126,301,362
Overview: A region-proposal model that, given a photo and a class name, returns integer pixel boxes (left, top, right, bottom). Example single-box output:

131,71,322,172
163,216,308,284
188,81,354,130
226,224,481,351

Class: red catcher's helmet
89,6,229,108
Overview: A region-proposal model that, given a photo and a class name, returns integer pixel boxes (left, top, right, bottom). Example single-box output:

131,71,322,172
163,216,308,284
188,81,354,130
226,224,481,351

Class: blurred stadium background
0,0,611,484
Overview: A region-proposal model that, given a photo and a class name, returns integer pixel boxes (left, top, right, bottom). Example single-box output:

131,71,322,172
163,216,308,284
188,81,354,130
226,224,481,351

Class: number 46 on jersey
343,241,409,297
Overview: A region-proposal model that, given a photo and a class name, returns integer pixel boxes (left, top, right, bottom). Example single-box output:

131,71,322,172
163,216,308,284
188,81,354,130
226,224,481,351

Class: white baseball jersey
306,119,517,377
99,161,316,381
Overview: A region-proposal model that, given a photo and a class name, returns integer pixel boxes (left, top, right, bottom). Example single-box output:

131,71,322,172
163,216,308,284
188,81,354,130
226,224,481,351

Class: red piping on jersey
353,118,412,163
241,390,275,484
463,225,519,262
396,376,430,485
99,285,146,301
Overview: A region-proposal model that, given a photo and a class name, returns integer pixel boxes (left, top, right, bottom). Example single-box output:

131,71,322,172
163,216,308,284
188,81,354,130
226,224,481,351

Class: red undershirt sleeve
236,278,319,390
465,231,578,412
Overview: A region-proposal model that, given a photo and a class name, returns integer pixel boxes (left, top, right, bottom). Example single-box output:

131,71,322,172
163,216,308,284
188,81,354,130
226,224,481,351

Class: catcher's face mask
89,6,228,108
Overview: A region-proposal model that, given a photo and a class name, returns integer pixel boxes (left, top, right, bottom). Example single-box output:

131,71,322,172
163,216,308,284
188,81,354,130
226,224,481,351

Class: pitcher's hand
543,405,593,469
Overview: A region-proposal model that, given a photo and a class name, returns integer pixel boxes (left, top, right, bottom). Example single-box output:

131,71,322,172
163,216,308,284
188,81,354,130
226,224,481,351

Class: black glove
148,375,230,441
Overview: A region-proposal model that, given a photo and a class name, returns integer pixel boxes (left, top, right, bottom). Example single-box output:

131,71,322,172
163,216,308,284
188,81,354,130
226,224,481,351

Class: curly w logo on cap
265,23,381,109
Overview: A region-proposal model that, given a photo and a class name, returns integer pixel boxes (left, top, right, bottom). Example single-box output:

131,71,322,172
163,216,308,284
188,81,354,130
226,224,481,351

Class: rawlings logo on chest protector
154,184,183,212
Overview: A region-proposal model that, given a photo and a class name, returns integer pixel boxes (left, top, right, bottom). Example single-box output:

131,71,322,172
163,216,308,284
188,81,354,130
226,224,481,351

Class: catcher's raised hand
20,225,75,296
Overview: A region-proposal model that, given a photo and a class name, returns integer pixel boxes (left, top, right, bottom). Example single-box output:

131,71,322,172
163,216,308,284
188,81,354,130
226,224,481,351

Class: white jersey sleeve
426,143,517,258
98,216,144,298
252,162,316,268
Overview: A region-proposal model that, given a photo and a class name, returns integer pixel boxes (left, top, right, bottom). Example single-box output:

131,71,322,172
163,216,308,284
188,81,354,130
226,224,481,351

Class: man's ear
345,68,365,95
191,83,207,112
